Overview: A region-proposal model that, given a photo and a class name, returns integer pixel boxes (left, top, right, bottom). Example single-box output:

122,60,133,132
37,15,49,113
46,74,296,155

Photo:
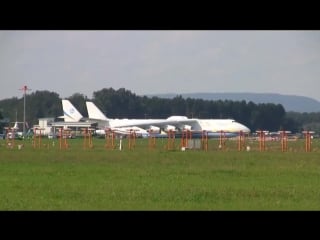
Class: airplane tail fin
86,101,109,121
61,99,83,122
13,122,19,130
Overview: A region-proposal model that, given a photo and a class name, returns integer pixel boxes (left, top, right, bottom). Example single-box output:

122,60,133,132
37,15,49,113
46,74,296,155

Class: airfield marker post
180,130,191,149
82,128,93,149
63,129,71,149
281,131,287,152
219,130,226,150
128,129,136,150
262,131,266,151
58,128,70,150
63,129,67,149
256,130,268,152
119,138,122,151
82,128,87,149
257,130,262,151
305,131,310,152
128,130,132,150
279,130,291,152
133,131,136,148
167,130,175,150
89,128,94,148
238,130,245,151
181,130,185,148
105,128,115,149
303,131,314,152
58,128,62,149
187,130,191,148
201,130,208,151
4,127,15,149
33,127,45,148
148,130,156,149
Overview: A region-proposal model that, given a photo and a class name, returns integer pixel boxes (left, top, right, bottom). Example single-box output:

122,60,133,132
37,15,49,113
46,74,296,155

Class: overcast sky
1,30,319,101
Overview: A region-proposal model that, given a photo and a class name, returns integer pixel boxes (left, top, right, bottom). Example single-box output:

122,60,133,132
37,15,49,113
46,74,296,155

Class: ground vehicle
48,133,57,139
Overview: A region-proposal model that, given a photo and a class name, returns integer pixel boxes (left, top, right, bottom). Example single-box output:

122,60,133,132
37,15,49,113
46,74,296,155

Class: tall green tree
26,91,61,125
1,87,317,134
0,111,3,133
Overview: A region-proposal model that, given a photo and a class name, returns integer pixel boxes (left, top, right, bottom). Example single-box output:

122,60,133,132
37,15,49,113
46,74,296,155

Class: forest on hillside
1,88,320,133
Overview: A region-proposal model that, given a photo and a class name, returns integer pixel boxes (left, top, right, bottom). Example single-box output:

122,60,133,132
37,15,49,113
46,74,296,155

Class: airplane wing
96,126,148,137
110,118,202,132
86,101,202,132
111,126,148,136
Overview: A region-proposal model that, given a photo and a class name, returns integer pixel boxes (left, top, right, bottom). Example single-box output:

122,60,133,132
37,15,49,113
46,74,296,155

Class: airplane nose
243,126,251,133
238,123,250,133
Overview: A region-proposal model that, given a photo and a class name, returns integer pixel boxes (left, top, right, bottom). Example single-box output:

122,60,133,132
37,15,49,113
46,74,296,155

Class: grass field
0,137,320,210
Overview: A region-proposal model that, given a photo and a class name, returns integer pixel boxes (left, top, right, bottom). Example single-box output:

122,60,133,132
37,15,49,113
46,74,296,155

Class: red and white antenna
19,85,31,95
19,85,32,137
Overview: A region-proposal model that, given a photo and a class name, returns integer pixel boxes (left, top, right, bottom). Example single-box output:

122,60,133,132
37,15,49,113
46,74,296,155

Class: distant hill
147,93,320,113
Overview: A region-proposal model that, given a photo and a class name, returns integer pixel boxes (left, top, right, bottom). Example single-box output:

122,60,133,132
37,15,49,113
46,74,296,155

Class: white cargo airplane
7,122,19,138
4,121,24,139
85,101,251,137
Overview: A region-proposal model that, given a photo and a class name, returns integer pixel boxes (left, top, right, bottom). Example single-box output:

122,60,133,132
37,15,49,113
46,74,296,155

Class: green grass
0,138,320,210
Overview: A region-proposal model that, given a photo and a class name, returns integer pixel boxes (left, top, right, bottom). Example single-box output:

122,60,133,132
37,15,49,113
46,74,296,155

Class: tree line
0,87,319,133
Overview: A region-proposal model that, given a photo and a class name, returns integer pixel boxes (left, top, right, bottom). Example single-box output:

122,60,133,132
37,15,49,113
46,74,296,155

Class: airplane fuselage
96,117,250,134
63,101,251,137
192,119,250,133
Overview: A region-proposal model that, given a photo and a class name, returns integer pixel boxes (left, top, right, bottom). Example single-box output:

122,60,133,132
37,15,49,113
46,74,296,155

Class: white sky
0,30,319,101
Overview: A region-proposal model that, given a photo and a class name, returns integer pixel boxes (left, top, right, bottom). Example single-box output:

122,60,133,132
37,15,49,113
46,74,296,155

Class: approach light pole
19,85,31,138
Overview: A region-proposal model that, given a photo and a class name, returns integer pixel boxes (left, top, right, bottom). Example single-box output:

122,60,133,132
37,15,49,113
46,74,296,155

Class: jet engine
148,126,161,133
167,116,188,121
182,125,192,131
164,125,176,132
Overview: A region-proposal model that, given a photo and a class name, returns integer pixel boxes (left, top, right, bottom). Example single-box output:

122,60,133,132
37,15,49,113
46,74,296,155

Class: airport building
51,120,97,137
32,118,55,136
33,118,97,137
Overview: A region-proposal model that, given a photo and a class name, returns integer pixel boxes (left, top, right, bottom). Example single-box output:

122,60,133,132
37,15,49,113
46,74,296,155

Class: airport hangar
35,118,98,137
51,121,98,136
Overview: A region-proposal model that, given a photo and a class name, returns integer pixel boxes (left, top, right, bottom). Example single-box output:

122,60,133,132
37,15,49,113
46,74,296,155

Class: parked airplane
83,101,149,137
5,121,23,139
85,101,251,137
51,99,97,135
59,99,84,122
